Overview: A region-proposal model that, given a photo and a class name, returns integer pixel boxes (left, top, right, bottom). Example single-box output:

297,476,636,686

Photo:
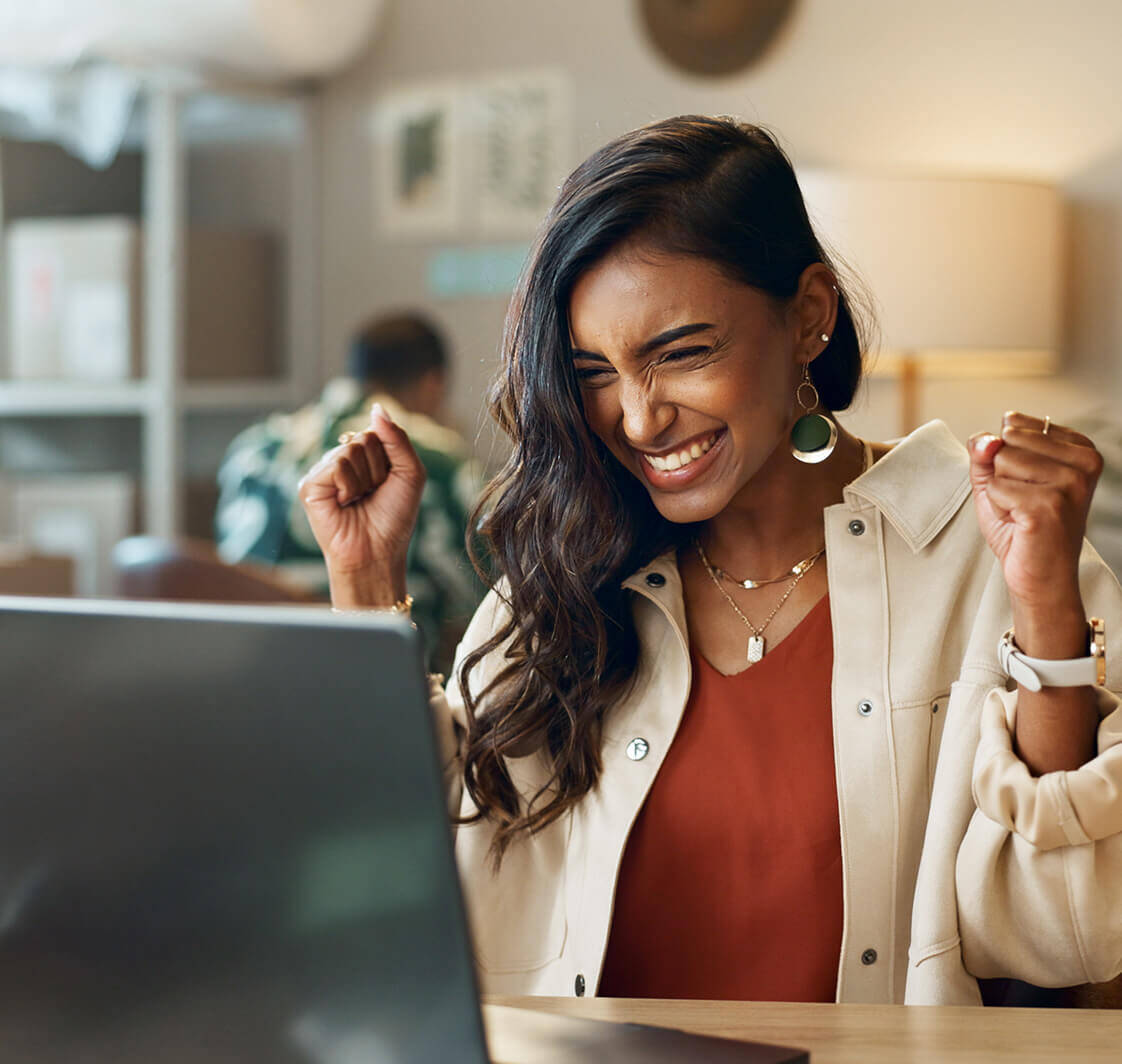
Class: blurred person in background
215,312,483,671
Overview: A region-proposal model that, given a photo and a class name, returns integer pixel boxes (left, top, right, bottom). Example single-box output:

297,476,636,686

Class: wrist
326,562,408,611
1009,598,1087,660
999,618,1105,692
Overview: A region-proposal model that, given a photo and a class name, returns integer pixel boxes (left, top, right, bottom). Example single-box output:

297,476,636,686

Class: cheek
579,389,620,447
715,353,790,420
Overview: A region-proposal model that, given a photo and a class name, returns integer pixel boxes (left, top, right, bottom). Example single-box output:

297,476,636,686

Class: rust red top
598,594,844,1001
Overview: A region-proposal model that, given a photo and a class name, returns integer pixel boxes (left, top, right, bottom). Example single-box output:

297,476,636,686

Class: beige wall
319,0,1122,454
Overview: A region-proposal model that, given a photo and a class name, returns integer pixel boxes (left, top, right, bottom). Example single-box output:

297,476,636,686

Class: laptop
0,596,807,1063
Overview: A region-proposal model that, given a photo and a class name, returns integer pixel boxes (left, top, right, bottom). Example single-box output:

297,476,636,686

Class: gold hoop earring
790,363,838,464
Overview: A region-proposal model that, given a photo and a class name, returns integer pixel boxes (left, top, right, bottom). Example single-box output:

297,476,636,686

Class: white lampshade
798,173,1063,377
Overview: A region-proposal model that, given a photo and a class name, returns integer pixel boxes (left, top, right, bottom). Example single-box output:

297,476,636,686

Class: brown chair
111,536,325,605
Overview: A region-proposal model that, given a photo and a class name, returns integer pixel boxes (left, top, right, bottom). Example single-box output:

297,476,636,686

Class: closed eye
574,362,616,386
658,346,710,364
575,346,712,385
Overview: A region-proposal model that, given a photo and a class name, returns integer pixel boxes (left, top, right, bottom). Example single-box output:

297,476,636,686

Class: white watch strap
997,628,1100,692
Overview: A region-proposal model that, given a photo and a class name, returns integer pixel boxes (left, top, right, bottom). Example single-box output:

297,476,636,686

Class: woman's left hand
968,411,1103,613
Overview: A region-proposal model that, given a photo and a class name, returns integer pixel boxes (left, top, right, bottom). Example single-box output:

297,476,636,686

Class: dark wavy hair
458,115,867,860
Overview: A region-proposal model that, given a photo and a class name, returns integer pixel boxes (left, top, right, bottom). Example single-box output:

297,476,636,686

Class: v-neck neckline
693,592,831,679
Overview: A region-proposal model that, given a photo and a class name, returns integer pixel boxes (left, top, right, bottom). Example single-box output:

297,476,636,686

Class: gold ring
337,430,358,445
1042,416,1051,436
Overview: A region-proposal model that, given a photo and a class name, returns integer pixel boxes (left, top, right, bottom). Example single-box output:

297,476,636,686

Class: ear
789,263,838,366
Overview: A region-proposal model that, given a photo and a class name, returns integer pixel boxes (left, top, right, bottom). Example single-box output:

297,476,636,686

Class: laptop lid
0,596,487,1063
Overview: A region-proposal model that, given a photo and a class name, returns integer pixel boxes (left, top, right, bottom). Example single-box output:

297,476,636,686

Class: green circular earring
790,359,837,464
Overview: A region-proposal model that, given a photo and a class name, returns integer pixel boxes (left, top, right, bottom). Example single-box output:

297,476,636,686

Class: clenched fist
298,402,426,609
969,410,1102,613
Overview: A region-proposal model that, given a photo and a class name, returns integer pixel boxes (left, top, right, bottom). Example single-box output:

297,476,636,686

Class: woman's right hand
298,402,426,609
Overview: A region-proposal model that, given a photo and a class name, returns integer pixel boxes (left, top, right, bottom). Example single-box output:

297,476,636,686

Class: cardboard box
5,217,278,381
184,229,277,379
7,217,140,380
0,474,135,597
0,545,74,597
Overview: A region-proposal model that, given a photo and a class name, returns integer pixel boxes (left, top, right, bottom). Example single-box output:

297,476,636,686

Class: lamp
798,173,1063,436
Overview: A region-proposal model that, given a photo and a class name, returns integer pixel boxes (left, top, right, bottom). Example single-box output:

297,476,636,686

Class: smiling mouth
640,432,720,472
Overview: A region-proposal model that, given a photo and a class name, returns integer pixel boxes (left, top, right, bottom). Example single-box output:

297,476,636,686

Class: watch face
638,0,800,77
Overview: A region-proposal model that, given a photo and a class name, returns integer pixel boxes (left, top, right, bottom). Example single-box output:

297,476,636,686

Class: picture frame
465,69,572,237
373,70,573,240
373,83,461,238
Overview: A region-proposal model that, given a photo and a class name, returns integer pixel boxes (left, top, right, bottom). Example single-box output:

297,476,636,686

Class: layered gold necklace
698,544,825,590
693,438,871,663
695,541,824,664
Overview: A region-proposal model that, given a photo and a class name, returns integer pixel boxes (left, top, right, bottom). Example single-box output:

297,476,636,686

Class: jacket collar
843,419,971,553
622,419,970,611
622,550,689,636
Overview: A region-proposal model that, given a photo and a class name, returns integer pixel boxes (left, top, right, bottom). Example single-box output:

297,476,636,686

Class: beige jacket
433,421,1122,1004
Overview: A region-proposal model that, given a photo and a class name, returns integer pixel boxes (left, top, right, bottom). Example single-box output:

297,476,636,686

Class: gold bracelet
331,593,414,616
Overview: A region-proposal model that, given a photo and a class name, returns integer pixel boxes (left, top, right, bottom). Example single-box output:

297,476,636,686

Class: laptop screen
0,597,487,1063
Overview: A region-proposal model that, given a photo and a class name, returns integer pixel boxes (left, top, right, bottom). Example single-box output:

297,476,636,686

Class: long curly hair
457,115,867,860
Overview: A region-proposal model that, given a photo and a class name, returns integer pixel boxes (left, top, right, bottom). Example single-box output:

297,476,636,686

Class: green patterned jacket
215,380,485,672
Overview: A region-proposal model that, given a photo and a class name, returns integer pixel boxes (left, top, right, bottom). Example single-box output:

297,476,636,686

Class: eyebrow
571,322,715,362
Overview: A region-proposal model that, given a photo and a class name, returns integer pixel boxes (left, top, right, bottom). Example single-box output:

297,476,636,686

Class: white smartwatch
997,618,1106,692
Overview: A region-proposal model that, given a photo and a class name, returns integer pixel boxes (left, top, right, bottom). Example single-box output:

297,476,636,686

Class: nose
619,375,675,447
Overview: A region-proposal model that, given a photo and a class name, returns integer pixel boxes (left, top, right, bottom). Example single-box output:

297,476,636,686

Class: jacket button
861,948,878,966
626,737,649,761
857,699,874,717
574,973,586,996
848,519,866,536
645,572,666,588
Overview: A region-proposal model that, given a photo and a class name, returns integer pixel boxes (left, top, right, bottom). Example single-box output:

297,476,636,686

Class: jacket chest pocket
890,694,951,817
928,691,950,794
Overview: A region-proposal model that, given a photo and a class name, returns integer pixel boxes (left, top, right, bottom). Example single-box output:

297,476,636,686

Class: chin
645,485,731,526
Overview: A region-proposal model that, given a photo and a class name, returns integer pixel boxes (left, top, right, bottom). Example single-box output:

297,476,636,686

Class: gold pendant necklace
696,541,822,664
692,436,866,662
695,542,825,590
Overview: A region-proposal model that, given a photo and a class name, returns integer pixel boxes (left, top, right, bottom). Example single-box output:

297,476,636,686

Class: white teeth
643,434,717,472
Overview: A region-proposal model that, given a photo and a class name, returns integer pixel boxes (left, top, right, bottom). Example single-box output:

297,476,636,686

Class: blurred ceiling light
798,173,1063,435
0,0,387,82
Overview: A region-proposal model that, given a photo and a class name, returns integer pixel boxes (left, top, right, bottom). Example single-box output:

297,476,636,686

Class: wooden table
485,995,1122,1063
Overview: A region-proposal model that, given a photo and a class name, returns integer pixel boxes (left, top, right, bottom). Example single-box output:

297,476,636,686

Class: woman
299,116,1122,1005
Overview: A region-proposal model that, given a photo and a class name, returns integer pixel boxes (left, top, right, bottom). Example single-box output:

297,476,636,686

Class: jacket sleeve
429,673,465,815
432,586,513,818
955,543,1122,986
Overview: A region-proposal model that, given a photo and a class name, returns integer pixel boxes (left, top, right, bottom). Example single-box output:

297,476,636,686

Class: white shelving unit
0,381,155,416
0,76,322,539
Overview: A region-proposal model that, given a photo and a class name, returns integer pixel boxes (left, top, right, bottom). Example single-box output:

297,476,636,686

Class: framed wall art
373,83,461,237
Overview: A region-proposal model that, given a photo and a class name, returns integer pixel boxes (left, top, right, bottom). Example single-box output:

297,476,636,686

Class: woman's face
568,242,804,525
